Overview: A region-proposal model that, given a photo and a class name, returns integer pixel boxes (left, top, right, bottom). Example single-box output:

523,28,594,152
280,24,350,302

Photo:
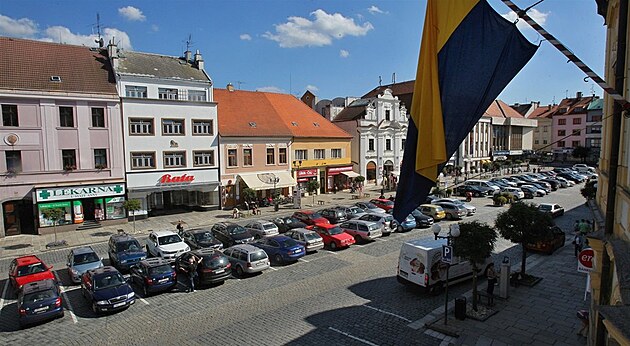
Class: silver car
223,244,270,277
244,220,280,239
66,246,104,284
338,220,383,243
336,205,367,219
284,228,325,252
433,198,476,216
358,213,394,235
353,201,386,214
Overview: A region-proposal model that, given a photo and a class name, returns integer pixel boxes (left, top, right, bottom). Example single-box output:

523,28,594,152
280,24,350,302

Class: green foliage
42,208,65,223
572,146,591,163
241,188,256,203
305,180,320,194
122,199,142,212
492,195,507,206
581,181,597,200
354,176,365,185
482,162,492,171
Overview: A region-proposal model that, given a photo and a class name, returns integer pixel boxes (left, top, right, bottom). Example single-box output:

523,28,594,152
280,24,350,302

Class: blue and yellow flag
393,0,537,222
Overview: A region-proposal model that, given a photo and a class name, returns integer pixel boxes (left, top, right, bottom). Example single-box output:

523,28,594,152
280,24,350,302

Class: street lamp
431,223,461,325
272,175,280,211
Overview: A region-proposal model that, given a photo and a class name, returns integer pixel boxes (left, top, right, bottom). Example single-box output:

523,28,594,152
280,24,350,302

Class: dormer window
158,88,178,100
291,121,298,126
249,122,257,128
313,122,320,127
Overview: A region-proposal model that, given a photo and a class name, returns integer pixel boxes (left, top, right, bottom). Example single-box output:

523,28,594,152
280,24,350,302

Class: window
164,151,186,167
331,148,342,159
193,150,215,166
385,109,391,121
590,115,602,122
314,149,325,159
543,140,548,144
295,149,308,160
94,149,107,168
131,152,155,169
557,141,565,148
572,129,581,136
158,88,178,100
227,149,238,167
558,118,566,125
5,151,21,172
130,118,154,135
368,139,375,151
558,130,566,136
266,148,275,165
162,119,184,135
543,126,548,132
278,148,287,164
534,140,539,145
192,120,213,135
126,85,147,98
188,90,206,102
573,118,582,125
91,108,105,127
2,104,18,127
401,139,406,149
62,149,76,169
572,141,580,148
243,148,252,166
59,107,74,127
386,139,392,151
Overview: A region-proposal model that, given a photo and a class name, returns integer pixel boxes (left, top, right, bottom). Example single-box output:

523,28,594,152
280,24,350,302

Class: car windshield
263,224,277,230
249,251,267,261
383,200,394,206
364,202,378,209
335,211,345,217
193,232,214,242
23,290,55,304
94,273,126,290
411,209,422,217
17,263,47,277
310,212,323,219
277,238,298,248
304,233,320,241
539,205,552,211
148,264,173,276
349,207,362,214
327,226,344,235
405,215,415,222
116,240,142,252
158,234,182,245
227,225,247,235
202,255,228,268
368,223,381,231
384,215,394,222
74,252,100,265
286,217,301,224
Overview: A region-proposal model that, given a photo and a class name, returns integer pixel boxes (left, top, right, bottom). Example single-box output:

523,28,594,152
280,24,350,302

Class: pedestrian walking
182,254,202,293
485,263,498,297
574,232,584,257
176,220,184,235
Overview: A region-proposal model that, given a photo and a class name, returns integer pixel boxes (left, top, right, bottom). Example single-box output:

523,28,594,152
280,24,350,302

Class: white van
397,238,487,294
464,179,500,193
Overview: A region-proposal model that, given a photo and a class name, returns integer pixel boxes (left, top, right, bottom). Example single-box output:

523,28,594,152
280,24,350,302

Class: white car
497,187,525,200
338,220,383,242
146,230,190,262
244,220,280,239
433,198,476,215
555,176,574,188
284,228,325,252
521,184,546,197
538,203,565,218
572,164,595,173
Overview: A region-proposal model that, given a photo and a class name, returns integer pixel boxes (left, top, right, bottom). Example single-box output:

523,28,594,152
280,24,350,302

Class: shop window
59,107,74,127
6,151,22,173
331,148,341,159
227,149,238,167
2,104,18,127
130,118,154,135
368,139,375,151
105,197,126,220
243,148,253,166
62,149,77,170
295,149,307,160
314,149,325,160
158,88,178,100
266,148,275,165
94,149,107,168
91,108,105,127
193,150,215,166
279,148,287,164
162,119,184,135
192,120,213,135
131,152,156,169
126,85,147,98
38,201,73,227
188,90,206,102
164,151,186,167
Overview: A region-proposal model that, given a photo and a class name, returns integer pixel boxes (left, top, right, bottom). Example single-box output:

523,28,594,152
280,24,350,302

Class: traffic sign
442,245,453,264
577,248,594,273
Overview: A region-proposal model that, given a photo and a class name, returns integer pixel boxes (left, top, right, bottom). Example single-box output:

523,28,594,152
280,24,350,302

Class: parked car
335,205,367,219
418,204,446,221
572,164,596,173
81,266,135,314
555,176,574,188
244,220,280,239
146,230,190,262
181,228,223,250
433,198,476,215
369,198,395,211
174,249,232,285
490,178,517,187
107,232,147,271
385,208,432,229
524,226,565,255
519,184,546,197
251,235,305,264
292,210,330,226
464,179,500,193
9,255,56,293
318,208,349,224
540,178,560,191
358,213,395,235
129,258,177,296
309,224,355,250
495,187,525,201
338,220,383,243
66,246,104,284
454,184,491,197
391,214,418,232
271,216,307,233
409,209,434,228
353,201,386,214
529,182,552,194
223,244,270,277
17,279,64,328
538,203,565,218
284,228,325,252
211,222,255,248
433,202,467,220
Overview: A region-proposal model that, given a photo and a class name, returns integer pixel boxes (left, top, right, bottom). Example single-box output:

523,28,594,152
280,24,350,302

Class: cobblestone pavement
0,180,592,345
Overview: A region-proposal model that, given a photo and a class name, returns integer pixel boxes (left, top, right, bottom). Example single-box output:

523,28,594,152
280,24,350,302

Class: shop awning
239,172,296,191
341,171,360,178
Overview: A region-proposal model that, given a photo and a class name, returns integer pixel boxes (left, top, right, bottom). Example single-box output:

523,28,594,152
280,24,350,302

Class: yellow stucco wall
291,138,352,168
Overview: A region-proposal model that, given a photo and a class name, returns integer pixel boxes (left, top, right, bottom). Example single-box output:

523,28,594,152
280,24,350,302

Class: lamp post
431,223,461,325
292,160,303,208
272,174,280,211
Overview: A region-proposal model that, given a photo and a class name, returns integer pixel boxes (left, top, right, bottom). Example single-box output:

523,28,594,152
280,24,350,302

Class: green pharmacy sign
36,184,125,202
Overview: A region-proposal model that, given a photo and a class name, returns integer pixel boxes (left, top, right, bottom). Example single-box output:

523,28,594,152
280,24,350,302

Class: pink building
550,92,596,160
0,38,125,237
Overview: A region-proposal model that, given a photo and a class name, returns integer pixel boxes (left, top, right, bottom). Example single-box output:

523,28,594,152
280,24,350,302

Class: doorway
81,199,96,221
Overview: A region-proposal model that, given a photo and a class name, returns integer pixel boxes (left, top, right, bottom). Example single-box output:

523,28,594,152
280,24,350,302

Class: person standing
176,220,184,235
183,254,202,293
574,232,584,257
486,263,498,296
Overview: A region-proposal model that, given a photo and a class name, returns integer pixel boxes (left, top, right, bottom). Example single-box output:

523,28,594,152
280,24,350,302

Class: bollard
499,262,510,299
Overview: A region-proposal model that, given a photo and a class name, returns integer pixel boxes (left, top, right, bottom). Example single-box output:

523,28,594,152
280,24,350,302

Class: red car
370,198,395,211
292,210,330,226
308,224,355,250
9,255,56,292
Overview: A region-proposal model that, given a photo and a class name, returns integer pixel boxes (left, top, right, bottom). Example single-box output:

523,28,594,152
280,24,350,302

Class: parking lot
0,183,587,345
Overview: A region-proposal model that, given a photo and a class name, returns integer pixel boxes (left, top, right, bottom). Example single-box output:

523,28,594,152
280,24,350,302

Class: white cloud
306,85,319,92
256,86,286,93
151,24,159,32
118,6,146,22
41,26,133,50
240,33,252,41
263,9,373,48
339,49,350,58
502,8,549,31
0,14,38,37
368,6,387,15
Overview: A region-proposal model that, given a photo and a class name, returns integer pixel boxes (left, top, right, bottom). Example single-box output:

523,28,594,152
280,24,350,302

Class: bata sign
36,184,125,202
158,174,195,185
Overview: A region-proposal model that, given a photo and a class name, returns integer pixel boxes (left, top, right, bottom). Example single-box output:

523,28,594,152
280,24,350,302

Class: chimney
227,83,235,92
194,49,204,70
184,50,192,62
576,91,583,98
107,38,119,69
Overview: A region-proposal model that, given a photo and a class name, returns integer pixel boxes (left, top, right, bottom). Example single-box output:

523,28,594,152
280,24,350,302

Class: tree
41,208,65,244
354,175,365,186
241,188,256,207
306,180,320,205
495,203,553,277
122,199,142,233
581,181,597,200
572,146,591,163
452,221,497,311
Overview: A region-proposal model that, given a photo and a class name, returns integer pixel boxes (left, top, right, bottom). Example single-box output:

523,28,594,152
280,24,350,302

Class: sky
0,0,606,106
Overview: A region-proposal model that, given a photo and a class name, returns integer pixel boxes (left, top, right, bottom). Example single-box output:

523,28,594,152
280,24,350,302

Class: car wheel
274,254,283,264
329,242,337,250
397,225,404,233
235,265,244,277
475,192,481,197
354,235,362,244
446,214,452,220
92,303,98,314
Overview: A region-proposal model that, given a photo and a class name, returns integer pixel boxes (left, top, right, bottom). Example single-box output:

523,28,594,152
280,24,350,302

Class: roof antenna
94,13,104,48
378,76,382,86
236,81,246,90
392,72,396,83
185,34,193,52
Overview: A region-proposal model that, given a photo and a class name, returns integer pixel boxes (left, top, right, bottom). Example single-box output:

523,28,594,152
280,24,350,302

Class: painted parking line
0,280,9,316
298,258,310,263
53,272,78,324
323,250,338,255
363,304,412,323
138,297,150,305
328,327,379,346
268,266,279,271
376,238,388,242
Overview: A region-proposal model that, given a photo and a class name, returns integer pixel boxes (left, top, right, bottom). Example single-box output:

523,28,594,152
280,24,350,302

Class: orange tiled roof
0,36,117,95
528,105,557,119
484,100,525,118
552,95,595,116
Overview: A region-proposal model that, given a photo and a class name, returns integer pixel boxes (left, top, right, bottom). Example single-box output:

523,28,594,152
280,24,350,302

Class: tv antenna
236,81,246,90
94,13,104,47
185,34,194,52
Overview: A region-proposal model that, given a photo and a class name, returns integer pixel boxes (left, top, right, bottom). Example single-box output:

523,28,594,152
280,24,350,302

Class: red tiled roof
0,36,117,95
362,80,415,109
528,105,557,119
552,96,595,116
484,100,525,118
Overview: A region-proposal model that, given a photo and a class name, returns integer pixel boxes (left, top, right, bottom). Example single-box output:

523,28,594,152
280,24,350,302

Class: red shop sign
159,174,195,184
297,169,318,178
327,166,353,175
